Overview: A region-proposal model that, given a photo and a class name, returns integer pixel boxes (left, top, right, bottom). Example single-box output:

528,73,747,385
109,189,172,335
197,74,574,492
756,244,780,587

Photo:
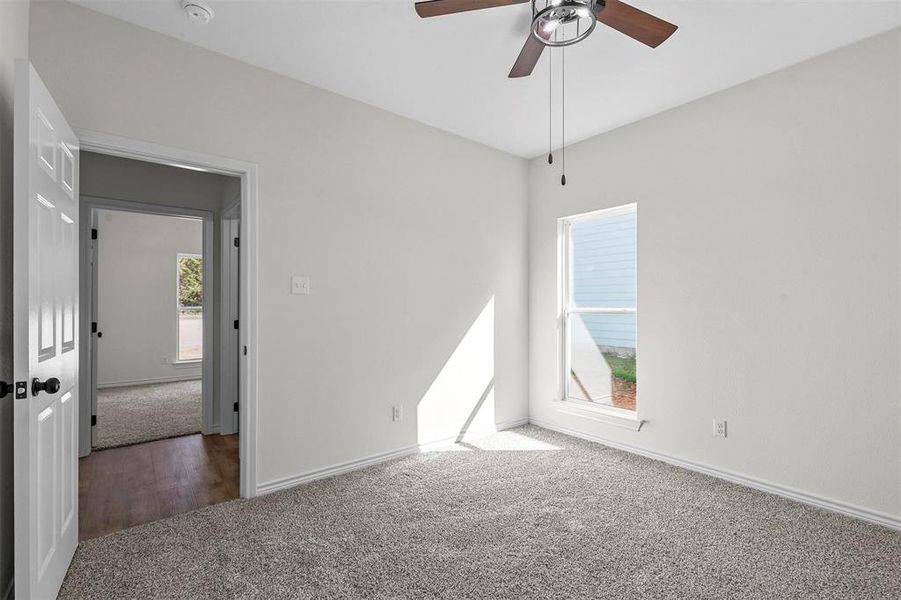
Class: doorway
90,209,207,449
77,152,244,540
12,64,259,597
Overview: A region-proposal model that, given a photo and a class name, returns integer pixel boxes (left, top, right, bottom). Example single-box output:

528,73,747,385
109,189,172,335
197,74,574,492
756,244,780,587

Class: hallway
79,434,238,541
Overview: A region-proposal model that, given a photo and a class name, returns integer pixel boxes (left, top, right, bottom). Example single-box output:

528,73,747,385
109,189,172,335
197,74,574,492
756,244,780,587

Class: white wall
95,209,203,386
529,30,901,521
30,1,529,487
0,1,29,596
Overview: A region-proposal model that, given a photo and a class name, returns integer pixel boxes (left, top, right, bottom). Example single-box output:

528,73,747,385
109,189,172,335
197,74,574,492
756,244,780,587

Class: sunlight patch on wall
417,297,496,445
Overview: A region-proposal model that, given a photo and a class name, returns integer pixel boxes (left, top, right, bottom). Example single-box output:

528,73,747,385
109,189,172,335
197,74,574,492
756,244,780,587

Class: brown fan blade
594,0,677,48
415,0,528,18
508,33,548,78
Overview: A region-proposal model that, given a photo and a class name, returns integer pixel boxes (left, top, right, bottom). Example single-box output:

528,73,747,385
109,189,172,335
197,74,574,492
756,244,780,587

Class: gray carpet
63,425,901,599
95,380,202,449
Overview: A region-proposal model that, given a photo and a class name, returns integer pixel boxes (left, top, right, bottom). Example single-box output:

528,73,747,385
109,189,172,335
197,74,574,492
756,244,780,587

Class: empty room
0,0,899,599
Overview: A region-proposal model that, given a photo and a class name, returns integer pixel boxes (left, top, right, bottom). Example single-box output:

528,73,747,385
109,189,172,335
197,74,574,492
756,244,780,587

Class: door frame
75,129,259,499
79,197,215,449
219,198,241,435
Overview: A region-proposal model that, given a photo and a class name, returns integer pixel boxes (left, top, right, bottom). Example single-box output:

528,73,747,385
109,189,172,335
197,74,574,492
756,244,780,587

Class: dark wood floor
79,433,239,541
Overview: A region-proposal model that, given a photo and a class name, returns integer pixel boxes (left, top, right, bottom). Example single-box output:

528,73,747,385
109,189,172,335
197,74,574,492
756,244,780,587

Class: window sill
552,399,644,431
172,359,202,368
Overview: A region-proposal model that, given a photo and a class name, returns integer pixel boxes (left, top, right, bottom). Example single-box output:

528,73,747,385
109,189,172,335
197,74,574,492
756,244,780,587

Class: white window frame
176,252,203,364
559,203,640,424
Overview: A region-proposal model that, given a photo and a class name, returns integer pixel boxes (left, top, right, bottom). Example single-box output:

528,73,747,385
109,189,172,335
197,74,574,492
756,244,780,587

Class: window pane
568,312,636,411
570,210,636,309
178,308,203,361
178,256,203,308
178,255,203,361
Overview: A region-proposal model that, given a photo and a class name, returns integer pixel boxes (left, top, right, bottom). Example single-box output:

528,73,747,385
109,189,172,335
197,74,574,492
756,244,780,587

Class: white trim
257,445,420,496
80,195,212,219
552,400,643,431
75,128,259,499
172,359,202,368
563,203,638,222
218,216,240,435
529,418,901,532
257,416,531,496
97,374,201,389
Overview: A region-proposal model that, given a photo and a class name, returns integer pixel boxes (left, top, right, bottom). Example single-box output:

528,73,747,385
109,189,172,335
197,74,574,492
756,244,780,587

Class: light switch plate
291,276,310,295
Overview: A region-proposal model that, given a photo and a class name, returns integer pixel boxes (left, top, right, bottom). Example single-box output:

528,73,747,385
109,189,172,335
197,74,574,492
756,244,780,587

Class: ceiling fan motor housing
531,0,597,47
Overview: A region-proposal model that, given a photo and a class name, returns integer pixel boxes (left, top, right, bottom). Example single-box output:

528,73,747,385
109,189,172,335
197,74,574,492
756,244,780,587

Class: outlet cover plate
291,276,311,295
714,419,727,438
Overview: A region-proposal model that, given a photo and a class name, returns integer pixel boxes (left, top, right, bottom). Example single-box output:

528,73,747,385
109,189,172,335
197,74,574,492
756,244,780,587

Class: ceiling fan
414,0,678,78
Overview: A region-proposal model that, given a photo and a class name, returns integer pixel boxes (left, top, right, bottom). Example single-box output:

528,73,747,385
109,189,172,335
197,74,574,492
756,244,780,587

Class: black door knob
0,381,11,399
97,331,103,338
32,377,61,396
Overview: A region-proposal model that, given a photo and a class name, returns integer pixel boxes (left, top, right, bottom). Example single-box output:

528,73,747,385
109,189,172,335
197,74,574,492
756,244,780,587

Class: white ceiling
67,0,901,158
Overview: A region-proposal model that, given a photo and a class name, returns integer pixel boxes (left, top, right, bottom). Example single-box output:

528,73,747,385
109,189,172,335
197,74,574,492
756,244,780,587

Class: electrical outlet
392,405,402,422
713,419,727,438
291,276,311,295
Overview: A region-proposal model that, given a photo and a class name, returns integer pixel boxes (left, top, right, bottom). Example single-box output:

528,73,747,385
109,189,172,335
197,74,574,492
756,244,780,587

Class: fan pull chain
547,47,553,165
561,44,566,187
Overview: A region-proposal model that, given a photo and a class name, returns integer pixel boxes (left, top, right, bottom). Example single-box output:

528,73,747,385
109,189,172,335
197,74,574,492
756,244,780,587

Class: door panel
61,391,76,530
36,405,56,577
14,61,79,600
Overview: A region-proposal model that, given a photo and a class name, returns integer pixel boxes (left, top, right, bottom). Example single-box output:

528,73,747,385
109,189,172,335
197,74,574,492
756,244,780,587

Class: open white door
13,62,79,600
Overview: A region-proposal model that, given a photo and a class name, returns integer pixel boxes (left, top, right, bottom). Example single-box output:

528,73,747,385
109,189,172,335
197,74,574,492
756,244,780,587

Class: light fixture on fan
531,0,596,47
414,0,678,78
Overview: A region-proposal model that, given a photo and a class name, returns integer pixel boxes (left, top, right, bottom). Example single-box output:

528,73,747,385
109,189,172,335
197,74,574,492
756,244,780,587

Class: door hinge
233,402,239,412
233,319,239,330
91,228,98,240
91,415,97,427
233,237,239,248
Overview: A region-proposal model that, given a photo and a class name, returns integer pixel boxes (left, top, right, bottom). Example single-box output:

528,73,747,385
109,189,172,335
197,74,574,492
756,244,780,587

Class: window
561,204,637,412
177,253,203,362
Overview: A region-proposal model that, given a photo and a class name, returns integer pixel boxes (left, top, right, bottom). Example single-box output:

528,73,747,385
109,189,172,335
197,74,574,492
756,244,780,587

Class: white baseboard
98,374,201,389
257,444,420,495
529,418,901,532
256,416,530,496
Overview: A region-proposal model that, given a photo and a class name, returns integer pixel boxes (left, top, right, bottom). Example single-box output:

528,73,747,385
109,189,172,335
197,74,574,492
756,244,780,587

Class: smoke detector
181,1,214,25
